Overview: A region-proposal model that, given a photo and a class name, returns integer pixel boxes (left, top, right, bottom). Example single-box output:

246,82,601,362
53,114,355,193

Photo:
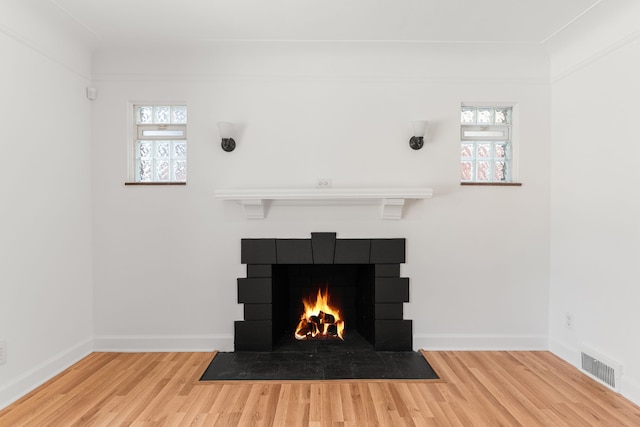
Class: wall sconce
217,121,236,152
409,120,428,150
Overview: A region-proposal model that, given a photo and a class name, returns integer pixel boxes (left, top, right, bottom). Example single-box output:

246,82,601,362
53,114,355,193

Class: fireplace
235,232,412,351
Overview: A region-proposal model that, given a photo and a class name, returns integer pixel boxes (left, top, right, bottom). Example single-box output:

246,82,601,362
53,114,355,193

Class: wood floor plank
358,383,382,426
338,383,356,424
328,383,344,425
1,351,640,426
403,383,435,422
256,383,281,427
307,383,322,426
345,383,368,424
366,383,396,426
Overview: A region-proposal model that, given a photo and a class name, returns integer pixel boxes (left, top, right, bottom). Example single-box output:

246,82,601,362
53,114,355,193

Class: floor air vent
581,347,622,392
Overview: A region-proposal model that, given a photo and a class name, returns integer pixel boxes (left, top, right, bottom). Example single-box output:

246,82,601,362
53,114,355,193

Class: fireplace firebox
235,232,412,351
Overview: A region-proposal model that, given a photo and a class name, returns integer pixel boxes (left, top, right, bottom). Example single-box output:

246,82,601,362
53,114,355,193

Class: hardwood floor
1,351,639,426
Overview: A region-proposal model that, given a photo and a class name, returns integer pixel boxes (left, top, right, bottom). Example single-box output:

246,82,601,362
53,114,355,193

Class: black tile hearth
200,332,439,382
200,350,438,381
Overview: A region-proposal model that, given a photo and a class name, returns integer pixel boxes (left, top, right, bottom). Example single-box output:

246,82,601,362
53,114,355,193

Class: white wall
91,42,551,352
0,2,94,409
548,0,640,406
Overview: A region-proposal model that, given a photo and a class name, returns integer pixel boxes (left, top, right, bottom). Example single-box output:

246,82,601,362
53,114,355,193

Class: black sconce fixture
409,120,428,150
218,121,236,152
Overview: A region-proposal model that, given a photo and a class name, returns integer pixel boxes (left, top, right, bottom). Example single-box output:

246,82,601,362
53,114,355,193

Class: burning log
310,315,321,329
295,320,311,339
294,287,345,341
309,321,319,337
324,313,335,324
326,324,337,336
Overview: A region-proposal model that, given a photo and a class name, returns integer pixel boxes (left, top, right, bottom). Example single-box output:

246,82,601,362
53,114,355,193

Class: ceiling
51,0,601,47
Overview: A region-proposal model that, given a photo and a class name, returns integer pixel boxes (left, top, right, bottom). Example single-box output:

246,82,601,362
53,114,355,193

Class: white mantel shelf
214,188,433,219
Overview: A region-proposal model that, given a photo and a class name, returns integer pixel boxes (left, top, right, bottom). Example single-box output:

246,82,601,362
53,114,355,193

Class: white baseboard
548,338,581,366
415,334,548,351
0,338,93,411
92,334,234,352
622,377,640,407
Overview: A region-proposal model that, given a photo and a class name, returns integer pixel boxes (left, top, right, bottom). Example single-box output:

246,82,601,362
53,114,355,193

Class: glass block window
133,105,187,183
460,106,512,183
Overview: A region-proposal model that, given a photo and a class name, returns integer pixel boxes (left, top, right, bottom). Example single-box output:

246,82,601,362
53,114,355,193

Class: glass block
461,143,474,159
477,143,491,158
136,141,152,158
155,159,170,181
477,161,490,181
137,159,153,182
173,142,187,158
136,106,153,124
156,141,170,158
174,160,187,182
494,108,511,124
461,161,474,181
494,143,507,158
171,106,187,124
461,108,476,124
477,108,493,124
494,161,507,181
154,106,170,124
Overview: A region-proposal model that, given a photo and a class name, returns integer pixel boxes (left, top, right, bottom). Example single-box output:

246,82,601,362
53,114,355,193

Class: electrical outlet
0,341,6,365
316,178,332,188
565,313,574,330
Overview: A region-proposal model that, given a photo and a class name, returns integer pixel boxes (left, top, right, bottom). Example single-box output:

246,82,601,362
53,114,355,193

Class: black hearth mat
199,332,439,381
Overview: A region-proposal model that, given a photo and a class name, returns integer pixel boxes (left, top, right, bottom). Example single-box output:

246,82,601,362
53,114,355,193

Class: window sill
124,182,186,186
461,182,522,186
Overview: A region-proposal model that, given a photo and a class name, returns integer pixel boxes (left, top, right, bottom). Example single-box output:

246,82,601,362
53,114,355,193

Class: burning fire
294,287,345,341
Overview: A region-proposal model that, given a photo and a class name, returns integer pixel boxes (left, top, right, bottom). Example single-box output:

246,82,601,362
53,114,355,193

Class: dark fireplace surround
235,232,412,352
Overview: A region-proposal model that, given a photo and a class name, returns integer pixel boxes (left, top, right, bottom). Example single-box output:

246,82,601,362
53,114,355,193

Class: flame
294,287,345,340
